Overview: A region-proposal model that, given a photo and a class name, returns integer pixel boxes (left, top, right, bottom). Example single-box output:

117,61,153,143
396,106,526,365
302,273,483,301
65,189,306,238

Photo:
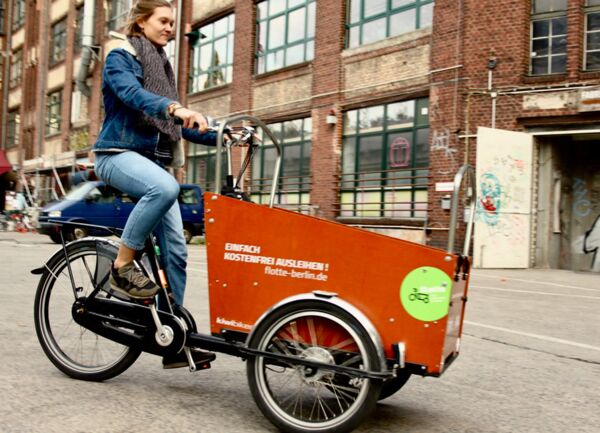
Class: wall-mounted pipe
75,0,96,97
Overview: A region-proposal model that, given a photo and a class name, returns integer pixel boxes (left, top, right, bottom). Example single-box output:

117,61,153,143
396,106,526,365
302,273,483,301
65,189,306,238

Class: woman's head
125,0,174,47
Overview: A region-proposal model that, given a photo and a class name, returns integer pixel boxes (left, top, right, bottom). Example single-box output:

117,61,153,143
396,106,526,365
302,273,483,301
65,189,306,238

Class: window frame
46,90,63,136
0,1,6,35
345,0,435,49
12,0,25,31
74,6,84,53
584,2,600,71
250,118,312,211
107,0,133,32
50,18,68,66
255,0,316,74
9,48,22,88
188,14,235,93
529,1,568,76
6,109,20,149
340,98,430,220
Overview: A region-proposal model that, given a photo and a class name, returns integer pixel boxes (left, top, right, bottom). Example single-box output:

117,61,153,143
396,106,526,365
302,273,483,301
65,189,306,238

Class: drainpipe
35,0,50,157
1,0,14,151
75,0,96,97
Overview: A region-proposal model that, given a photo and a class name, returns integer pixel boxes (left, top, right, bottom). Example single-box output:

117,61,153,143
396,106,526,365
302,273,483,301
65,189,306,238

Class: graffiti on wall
478,172,502,226
572,177,592,218
583,215,600,272
431,128,456,174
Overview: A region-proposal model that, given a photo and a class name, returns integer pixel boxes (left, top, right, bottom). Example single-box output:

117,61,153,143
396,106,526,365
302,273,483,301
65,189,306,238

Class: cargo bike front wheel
246,301,383,433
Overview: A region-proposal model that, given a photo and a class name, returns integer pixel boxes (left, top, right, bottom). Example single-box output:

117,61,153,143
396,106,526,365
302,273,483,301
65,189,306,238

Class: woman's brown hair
124,0,173,36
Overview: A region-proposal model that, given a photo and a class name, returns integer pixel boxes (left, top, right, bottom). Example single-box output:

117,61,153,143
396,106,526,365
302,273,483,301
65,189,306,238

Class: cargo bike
33,115,475,433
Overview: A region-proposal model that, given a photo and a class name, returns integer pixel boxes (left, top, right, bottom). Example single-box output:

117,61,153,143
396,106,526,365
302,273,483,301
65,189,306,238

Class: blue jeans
95,151,188,305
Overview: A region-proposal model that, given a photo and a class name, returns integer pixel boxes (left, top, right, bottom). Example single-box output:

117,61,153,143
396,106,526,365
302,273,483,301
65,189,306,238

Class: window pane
344,110,358,134
359,106,384,132
588,12,600,30
551,35,567,54
283,119,302,141
348,27,360,48
532,56,549,74
387,101,415,129
420,3,434,28
269,0,286,16
349,0,360,23
303,118,312,139
586,51,600,70
390,9,416,37
393,0,414,7
359,136,383,187
588,0,600,6
388,133,412,169
551,54,566,73
415,129,430,168
267,49,284,70
587,32,600,51
552,17,566,35
286,44,304,65
269,15,285,48
307,2,316,38
342,138,356,176
533,38,549,56
533,0,568,14
362,17,387,45
533,20,550,37
288,7,306,43
364,0,387,19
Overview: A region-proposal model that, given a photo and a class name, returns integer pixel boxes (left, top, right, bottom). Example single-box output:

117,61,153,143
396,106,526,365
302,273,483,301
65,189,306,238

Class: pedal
185,347,214,372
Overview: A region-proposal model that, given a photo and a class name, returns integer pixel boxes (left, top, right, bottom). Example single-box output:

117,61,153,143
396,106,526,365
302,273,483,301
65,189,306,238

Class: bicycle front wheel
34,239,141,381
247,301,383,433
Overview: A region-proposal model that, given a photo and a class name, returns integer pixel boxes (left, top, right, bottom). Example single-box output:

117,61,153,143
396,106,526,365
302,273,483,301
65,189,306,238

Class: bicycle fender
246,292,388,373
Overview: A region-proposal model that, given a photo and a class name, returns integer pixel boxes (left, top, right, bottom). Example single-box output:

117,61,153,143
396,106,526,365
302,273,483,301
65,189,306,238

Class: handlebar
216,115,282,208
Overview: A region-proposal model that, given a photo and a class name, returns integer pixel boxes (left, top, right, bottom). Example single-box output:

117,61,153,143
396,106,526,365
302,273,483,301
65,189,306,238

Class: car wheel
183,226,193,244
72,227,88,240
49,233,62,244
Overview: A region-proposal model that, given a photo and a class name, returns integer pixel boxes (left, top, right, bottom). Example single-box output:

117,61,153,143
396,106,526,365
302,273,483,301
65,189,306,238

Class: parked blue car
37,181,204,244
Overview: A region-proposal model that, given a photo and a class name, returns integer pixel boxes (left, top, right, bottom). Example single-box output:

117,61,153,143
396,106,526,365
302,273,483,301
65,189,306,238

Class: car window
179,188,198,205
121,194,135,204
89,186,116,204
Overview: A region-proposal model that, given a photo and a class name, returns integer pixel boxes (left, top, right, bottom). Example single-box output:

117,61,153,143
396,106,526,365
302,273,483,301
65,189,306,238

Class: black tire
49,233,62,244
34,239,141,381
378,371,411,401
247,301,383,433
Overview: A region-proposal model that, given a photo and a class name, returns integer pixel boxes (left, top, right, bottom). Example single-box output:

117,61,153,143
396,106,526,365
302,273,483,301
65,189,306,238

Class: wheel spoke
35,242,138,379
250,309,379,430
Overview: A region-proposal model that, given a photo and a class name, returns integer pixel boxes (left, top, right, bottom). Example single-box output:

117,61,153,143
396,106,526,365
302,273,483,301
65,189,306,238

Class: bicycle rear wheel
34,239,141,381
247,301,382,433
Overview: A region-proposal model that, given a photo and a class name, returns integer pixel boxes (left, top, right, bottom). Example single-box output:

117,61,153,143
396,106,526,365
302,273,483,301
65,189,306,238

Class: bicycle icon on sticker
408,287,430,303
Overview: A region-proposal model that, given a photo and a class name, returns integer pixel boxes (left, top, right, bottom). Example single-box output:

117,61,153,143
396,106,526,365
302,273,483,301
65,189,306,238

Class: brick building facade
0,0,599,272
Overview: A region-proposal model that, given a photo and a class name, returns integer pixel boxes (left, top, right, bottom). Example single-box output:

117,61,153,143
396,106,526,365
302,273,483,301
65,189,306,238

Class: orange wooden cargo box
205,193,470,376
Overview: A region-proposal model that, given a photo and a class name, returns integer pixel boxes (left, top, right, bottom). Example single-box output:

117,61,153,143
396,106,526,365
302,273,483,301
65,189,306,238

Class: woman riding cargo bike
32,2,475,432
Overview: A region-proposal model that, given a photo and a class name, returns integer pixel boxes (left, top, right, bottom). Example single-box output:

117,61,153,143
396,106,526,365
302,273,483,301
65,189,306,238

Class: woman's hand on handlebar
172,107,208,132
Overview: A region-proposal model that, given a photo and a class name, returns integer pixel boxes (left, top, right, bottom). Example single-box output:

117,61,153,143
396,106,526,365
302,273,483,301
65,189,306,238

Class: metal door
474,127,534,268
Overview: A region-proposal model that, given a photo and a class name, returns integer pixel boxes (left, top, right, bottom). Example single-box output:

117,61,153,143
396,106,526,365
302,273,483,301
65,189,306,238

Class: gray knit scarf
128,35,181,161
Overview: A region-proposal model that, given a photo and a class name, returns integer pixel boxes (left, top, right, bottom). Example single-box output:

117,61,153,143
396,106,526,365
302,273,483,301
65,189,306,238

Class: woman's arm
182,128,217,145
103,49,173,119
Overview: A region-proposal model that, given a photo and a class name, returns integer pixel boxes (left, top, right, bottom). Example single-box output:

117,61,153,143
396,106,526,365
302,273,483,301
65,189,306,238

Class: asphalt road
1,232,598,433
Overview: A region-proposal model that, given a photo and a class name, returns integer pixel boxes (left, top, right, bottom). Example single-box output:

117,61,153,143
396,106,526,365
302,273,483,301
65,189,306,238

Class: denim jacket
94,41,216,168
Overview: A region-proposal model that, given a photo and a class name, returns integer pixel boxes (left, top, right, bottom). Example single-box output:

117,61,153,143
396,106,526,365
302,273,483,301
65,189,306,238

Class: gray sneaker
109,262,159,299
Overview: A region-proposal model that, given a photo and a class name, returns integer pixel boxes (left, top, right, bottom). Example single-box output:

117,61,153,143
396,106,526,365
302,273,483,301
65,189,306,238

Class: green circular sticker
400,267,452,322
